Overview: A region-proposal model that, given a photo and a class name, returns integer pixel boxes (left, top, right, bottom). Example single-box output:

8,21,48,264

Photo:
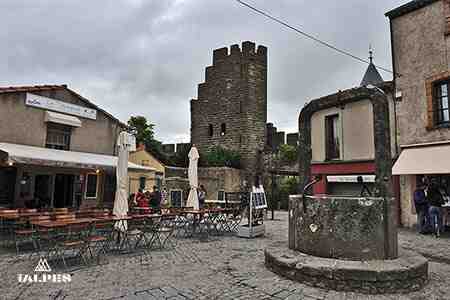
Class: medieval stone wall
191,41,267,181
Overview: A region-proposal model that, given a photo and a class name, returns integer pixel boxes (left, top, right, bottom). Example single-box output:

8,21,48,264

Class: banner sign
26,93,97,120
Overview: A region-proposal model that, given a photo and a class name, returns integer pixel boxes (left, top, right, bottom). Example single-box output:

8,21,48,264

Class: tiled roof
0,84,127,127
385,0,439,19
0,84,66,94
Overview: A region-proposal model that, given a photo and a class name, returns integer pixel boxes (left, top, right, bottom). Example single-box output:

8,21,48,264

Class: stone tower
191,41,267,182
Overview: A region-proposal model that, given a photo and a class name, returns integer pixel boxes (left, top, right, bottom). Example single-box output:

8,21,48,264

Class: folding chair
225,209,242,233
86,221,111,264
13,217,37,255
53,223,92,270
151,215,177,250
120,218,145,253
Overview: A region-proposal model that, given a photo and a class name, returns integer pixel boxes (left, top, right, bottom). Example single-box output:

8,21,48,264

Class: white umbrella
113,131,130,231
186,146,200,210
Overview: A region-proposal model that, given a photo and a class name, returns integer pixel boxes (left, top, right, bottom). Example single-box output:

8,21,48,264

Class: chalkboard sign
251,185,267,209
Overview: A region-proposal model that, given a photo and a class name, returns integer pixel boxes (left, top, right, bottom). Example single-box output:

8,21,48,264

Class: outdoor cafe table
30,218,96,228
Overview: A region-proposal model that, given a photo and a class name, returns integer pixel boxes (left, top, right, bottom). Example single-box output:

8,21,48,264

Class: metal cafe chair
224,209,243,233
12,217,38,255
86,221,110,264
150,215,177,250
28,215,53,259
53,222,92,270
119,217,145,253
0,210,18,247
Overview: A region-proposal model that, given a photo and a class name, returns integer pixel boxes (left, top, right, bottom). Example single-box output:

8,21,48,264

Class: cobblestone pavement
1,212,450,300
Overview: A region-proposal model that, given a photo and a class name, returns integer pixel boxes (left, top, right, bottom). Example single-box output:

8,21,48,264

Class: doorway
54,174,75,208
34,175,52,207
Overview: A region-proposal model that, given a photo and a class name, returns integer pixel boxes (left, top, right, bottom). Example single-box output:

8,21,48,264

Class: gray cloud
0,0,405,142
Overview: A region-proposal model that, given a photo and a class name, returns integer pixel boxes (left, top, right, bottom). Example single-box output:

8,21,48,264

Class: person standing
413,184,429,234
161,187,168,207
198,185,206,209
427,179,445,237
150,186,161,212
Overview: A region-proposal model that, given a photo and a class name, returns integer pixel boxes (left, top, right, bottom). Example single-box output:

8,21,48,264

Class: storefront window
85,174,98,198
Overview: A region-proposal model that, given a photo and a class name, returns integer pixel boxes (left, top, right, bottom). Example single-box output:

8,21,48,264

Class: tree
127,116,164,161
127,116,156,145
278,144,298,163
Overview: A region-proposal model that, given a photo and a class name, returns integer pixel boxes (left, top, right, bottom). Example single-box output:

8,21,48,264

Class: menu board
251,185,267,209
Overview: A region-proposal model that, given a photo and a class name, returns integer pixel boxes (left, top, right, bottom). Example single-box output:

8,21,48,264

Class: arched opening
221,123,226,136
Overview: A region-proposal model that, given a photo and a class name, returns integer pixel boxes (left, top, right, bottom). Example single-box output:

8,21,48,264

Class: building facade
190,41,267,183
129,143,165,193
300,56,396,197
387,0,450,227
0,85,152,209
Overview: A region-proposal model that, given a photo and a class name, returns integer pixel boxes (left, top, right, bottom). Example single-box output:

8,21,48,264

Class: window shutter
425,80,435,130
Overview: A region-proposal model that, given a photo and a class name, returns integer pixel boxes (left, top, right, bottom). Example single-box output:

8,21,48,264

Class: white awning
393,143,450,175
45,111,82,127
0,142,154,171
327,175,375,183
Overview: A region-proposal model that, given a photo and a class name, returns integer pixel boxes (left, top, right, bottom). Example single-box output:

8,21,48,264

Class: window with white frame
85,174,98,198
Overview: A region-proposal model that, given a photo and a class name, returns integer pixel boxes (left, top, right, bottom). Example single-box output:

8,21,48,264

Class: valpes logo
17,258,72,283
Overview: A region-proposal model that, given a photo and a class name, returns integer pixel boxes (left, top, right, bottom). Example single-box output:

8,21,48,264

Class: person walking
427,179,445,237
414,184,429,234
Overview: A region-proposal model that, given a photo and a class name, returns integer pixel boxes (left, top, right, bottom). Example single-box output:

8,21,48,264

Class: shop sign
26,93,97,120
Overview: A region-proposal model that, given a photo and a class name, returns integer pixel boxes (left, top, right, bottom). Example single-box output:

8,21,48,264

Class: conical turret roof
360,49,384,86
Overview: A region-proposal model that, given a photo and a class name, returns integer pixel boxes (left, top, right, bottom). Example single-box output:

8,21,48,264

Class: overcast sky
1,0,407,143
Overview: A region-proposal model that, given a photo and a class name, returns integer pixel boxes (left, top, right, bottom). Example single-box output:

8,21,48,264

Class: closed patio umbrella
186,146,200,210
113,131,129,231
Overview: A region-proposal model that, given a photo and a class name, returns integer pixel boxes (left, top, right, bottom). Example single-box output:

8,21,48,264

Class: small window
46,123,71,150
325,114,340,160
220,123,226,136
85,174,98,198
139,177,146,190
141,160,150,166
218,190,225,202
434,81,450,125
208,124,213,137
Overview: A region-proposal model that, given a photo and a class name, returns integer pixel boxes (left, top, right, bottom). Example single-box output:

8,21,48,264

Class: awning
327,175,375,183
0,142,154,171
45,111,82,127
393,143,450,175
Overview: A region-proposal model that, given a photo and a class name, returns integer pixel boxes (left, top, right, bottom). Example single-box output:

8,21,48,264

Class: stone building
298,53,396,197
387,0,450,227
266,123,285,152
164,166,241,207
190,41,267,183
0,85,153,209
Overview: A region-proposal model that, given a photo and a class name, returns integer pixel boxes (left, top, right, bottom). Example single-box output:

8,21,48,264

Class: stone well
264,195,429,294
